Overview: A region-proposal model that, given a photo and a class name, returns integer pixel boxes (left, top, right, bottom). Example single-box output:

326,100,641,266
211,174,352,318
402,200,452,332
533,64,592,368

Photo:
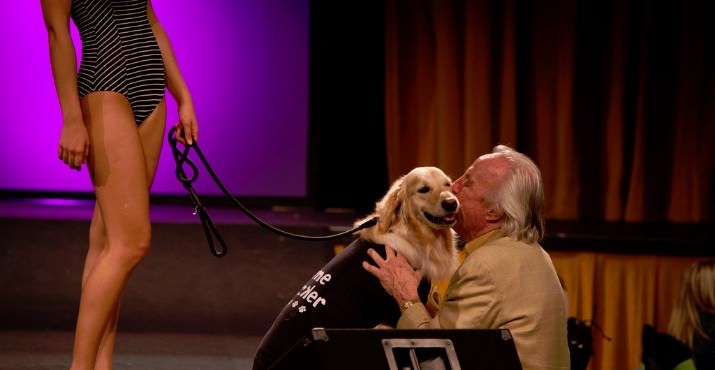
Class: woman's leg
70,92,166,370
92,99,167,370
80,205,118,370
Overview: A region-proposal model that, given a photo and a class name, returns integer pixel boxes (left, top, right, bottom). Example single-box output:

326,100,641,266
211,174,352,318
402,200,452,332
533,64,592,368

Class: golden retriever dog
253,166,460,370
354,166,460,280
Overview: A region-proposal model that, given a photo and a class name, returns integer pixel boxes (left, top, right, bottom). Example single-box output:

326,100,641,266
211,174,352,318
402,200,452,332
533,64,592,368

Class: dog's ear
375,175,404,233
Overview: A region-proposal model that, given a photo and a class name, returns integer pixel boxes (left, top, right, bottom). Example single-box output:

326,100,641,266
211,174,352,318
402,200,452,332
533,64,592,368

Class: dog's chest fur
359,226,458,281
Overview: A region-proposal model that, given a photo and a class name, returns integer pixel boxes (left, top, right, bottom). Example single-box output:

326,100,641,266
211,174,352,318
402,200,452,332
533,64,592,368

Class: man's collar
462,229,503,256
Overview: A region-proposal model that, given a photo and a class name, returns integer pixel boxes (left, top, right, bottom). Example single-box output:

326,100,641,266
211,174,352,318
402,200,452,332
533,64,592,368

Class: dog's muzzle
423,198,459,226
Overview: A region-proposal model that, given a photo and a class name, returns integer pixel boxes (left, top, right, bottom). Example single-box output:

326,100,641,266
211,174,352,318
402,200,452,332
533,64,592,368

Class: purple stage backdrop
1,0,309,198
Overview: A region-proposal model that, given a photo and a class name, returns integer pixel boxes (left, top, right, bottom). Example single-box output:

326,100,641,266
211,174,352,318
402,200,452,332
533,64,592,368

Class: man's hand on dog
363,246,422,308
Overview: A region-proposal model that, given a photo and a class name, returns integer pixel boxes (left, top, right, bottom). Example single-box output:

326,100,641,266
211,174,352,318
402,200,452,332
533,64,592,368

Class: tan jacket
398,230,570,370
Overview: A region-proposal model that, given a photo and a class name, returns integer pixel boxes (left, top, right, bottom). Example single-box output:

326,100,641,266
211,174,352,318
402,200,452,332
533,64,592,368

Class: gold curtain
551,252,709,370
384,0,715,223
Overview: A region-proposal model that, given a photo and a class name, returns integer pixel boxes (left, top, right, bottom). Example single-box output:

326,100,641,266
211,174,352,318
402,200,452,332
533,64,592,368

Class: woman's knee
111,226,152,266
128,227,152,261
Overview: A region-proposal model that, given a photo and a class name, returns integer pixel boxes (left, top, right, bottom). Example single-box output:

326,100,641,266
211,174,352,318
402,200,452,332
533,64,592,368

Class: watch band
400,299,421,313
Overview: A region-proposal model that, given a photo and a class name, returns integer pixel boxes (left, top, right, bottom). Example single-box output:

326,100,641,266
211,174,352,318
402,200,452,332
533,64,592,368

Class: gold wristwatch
400,299,421,313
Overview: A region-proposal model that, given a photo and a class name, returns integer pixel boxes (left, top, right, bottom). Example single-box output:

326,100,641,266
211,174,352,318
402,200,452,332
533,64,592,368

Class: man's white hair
488,145,545,243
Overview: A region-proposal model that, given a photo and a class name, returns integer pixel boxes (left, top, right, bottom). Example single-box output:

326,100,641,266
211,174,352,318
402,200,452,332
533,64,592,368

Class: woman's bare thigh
81,92,153,246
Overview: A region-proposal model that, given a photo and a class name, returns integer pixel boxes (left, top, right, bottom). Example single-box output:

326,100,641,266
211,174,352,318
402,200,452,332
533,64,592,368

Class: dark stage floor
0,197,360,370
0,331,261,370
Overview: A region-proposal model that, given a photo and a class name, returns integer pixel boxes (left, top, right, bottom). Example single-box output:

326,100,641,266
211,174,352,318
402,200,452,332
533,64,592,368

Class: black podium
270,328,522,370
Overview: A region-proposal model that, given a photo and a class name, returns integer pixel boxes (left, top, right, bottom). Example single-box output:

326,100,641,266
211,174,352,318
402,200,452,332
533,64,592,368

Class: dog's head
372,166,459,234
355,166,460,280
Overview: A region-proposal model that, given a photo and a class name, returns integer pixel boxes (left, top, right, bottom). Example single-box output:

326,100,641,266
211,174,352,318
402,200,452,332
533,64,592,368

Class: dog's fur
355,166,460,281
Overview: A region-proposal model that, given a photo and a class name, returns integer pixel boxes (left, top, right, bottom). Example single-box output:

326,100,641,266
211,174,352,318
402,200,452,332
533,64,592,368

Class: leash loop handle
170,132,228,257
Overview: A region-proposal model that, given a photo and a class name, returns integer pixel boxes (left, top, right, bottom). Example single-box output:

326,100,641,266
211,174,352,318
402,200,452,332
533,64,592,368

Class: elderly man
364,145,570,370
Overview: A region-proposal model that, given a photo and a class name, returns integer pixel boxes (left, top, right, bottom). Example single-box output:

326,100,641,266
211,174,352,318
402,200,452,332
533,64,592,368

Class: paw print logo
298,306,307,313
291,301,299,308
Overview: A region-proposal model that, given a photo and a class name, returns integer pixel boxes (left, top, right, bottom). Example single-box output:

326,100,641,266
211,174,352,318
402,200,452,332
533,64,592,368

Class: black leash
168,127,378,257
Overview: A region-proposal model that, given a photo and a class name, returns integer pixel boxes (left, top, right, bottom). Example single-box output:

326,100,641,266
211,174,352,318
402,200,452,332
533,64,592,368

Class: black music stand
270,327,522,370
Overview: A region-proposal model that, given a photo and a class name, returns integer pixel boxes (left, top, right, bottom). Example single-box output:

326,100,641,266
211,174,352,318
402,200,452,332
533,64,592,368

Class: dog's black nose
442,198,458,212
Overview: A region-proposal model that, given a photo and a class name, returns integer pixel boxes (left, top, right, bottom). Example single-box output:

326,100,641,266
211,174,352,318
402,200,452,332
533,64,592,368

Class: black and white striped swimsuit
72,0,165,125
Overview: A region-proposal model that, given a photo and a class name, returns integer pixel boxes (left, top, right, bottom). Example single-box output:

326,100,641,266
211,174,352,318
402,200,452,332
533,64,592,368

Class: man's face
451,154,509,241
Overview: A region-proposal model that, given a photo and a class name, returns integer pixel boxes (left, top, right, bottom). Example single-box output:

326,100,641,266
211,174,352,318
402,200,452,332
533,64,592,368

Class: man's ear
485,208,502,222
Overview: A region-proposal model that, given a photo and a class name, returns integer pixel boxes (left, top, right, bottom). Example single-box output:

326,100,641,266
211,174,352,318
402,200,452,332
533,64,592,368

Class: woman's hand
173,102,198,146
58,119,89,171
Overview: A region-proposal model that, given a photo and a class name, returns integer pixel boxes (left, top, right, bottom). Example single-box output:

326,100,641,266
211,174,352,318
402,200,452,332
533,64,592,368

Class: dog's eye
418,186,430,193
